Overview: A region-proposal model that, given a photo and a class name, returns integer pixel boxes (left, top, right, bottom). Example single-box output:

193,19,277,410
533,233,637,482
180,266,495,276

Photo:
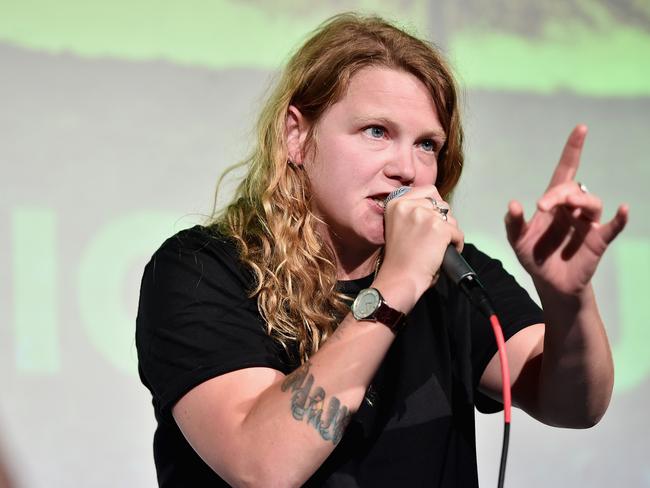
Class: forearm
235,313,394,486
535,284,614,428
224,270,422,487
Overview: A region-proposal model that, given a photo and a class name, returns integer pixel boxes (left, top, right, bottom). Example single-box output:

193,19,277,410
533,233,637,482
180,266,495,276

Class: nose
383,147,416,185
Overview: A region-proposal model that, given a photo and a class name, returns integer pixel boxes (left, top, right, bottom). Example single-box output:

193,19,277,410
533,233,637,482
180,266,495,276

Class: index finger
546,124,588,190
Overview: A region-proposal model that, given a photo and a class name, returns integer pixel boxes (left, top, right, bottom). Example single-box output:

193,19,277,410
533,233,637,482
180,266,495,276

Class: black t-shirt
136,225,543,487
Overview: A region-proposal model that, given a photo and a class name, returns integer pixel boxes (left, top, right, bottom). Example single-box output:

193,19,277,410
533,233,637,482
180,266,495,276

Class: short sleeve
136,226,291,421
462,244,544,413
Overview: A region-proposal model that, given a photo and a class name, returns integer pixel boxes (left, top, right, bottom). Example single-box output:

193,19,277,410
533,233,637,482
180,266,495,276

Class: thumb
505,200,527,246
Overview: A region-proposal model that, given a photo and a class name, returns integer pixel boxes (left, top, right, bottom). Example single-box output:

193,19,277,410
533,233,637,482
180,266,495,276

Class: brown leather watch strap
375,302,406,332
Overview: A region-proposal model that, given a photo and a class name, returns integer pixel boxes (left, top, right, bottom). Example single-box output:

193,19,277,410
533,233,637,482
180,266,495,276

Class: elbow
532,386,613,429
575,376,614,429
573,396,612,429
221,453,305,488
539,390,613,429
242,466,302,488
537,366,614,429
229,469,303,488
537,408,607,429
563,409,606,429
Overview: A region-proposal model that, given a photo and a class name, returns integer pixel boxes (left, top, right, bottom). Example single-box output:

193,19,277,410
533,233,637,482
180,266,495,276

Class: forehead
330,66,442,131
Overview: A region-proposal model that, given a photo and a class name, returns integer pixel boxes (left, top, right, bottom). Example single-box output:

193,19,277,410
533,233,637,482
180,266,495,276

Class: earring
288,159,302,170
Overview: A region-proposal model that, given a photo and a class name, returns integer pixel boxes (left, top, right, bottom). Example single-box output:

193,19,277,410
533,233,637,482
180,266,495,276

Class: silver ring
578,182,588,194
427,198,450,221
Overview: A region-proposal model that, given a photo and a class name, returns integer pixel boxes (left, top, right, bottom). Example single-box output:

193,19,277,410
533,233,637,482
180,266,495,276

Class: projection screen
1,1,648,486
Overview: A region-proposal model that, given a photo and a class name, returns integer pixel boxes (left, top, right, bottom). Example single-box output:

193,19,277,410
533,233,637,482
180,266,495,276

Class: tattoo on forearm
281,363,352,445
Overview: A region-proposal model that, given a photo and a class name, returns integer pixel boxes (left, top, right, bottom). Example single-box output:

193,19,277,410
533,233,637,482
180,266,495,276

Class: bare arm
480,288,614,428
481,125,627,428
173,308,395,487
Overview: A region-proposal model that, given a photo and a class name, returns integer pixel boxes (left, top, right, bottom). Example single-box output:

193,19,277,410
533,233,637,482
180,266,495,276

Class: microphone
383,187,494,317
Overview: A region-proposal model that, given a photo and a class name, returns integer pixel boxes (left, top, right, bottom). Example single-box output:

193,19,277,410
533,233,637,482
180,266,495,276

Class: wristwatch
351,288,406,333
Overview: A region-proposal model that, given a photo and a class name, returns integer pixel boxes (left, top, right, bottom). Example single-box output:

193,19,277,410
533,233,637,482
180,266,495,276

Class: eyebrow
353,115,447,142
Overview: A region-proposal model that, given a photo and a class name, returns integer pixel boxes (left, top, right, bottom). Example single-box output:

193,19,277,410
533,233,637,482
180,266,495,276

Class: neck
328,238,382,281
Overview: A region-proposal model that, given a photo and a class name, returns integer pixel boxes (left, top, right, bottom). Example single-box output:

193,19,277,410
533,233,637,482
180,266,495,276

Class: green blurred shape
612,238,650,392
450,0,650,97
450,21,650,96
0,0,427,69
77,210,183,376
12,208,60,373
1,1,648,95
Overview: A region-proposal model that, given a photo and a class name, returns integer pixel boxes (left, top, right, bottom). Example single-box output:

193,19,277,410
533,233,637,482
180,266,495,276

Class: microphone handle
442,244,477,285
443,245,494,317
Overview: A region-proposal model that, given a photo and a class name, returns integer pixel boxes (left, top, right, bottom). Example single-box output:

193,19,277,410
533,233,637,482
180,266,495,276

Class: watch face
353,288,381,320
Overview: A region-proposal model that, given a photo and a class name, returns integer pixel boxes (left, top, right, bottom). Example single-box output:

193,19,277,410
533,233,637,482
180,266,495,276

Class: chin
363,227,385,247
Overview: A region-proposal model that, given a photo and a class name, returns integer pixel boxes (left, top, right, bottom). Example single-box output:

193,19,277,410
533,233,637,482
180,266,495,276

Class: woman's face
298,66,445,254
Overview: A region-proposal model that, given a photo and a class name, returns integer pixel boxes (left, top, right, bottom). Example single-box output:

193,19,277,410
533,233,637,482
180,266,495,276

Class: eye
419,139,437,153
364,126,386,139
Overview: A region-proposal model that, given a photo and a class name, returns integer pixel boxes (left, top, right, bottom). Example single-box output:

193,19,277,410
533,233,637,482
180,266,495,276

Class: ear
285,105,310,165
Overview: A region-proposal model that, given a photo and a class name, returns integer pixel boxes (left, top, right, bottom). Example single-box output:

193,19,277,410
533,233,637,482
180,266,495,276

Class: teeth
373,198,385,208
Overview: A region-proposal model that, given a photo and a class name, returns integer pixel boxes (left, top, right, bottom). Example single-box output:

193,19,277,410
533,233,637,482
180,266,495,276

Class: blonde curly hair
209,13,464,363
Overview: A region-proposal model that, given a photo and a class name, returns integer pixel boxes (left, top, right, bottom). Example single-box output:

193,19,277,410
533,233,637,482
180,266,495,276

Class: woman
136,13,628,487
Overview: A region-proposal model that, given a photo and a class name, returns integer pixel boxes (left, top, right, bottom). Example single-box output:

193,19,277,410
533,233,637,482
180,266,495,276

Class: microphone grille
383,186,412,207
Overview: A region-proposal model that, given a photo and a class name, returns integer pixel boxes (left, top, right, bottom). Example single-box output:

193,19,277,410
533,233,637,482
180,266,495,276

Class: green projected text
7,208,650,394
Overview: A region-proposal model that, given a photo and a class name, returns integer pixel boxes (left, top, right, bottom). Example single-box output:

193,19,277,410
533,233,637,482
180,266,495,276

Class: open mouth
369,194,390,210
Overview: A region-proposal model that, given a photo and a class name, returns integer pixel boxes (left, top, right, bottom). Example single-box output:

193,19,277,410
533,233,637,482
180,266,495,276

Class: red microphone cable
489,313,511,488
382,187,512,486
457,279,511,488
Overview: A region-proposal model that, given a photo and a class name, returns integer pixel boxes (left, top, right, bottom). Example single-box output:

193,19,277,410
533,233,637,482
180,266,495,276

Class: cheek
311,137,367,183
415,161,438,186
